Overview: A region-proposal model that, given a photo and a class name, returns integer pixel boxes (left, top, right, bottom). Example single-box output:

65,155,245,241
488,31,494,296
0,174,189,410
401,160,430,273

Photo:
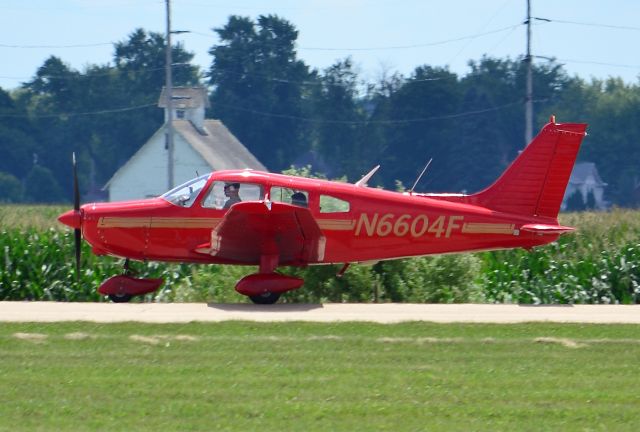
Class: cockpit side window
319,195,350,213
160,174,210,207
270,186,309,208
201,181,264,210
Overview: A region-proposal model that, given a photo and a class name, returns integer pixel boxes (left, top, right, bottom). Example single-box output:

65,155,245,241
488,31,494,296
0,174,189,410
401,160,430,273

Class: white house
562,161,608,210
104,87,266,201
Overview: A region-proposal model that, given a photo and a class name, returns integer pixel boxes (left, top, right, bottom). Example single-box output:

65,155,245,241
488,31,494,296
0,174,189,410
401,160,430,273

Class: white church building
104,87,266,201
561,161,608,210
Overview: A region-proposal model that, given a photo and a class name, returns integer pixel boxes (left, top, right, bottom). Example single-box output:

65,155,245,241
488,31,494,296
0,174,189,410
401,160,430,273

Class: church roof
173,119,266,171
103,119,266,189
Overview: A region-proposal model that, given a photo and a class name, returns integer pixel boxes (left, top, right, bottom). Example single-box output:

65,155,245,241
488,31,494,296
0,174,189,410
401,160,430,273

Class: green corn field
1,205,639,303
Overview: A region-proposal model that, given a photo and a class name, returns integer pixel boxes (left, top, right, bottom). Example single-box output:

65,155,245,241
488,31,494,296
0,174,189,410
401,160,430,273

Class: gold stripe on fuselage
98,216,355,231
98,217,222,229
317,220,356,231
151,218,222,228
462,222,515,235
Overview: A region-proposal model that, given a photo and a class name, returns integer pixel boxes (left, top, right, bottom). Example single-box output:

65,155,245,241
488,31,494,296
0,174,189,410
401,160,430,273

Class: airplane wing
520,223,575,235
195,201,326,265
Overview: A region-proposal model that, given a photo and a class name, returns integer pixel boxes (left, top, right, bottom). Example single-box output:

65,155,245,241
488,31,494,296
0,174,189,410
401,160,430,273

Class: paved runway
1,302,639,323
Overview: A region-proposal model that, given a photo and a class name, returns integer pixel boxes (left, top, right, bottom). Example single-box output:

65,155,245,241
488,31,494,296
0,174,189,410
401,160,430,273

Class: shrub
375,254,482,303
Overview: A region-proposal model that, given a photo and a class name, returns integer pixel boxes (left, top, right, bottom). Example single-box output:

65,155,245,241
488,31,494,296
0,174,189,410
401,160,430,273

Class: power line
0,96,542,124
193,23,523,51
543,57,640,71
0,63,197,81
4,18,636,53
0,102,157,119
548,19,640,32
0,42,113,49
299,24,523,51
212,99,541,126
188,30,216,39
446,0,513,65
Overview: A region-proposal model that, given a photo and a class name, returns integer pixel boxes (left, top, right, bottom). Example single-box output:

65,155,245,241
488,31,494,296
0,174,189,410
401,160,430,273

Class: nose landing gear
98,259,164,303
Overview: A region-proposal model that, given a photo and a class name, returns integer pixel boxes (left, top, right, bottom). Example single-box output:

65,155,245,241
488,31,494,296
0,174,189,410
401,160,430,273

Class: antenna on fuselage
355,165,380,187
408,158,433,194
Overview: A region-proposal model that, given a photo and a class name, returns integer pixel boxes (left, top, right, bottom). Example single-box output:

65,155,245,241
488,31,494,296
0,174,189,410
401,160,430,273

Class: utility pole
524,0,533,145
165,0,174,190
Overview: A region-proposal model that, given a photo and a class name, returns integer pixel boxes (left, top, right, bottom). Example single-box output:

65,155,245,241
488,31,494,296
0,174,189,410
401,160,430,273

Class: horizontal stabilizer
520,224,575,235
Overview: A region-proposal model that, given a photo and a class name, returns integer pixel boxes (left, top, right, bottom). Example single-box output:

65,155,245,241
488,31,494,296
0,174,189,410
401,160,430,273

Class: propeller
57,153,84,282
72,153,81,280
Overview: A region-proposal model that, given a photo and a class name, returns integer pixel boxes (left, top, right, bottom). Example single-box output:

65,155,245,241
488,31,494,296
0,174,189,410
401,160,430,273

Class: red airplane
59,117,587,304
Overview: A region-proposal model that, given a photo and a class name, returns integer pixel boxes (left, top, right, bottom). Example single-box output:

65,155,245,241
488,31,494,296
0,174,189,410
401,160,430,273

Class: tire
108,293,133,303
249,292,281,305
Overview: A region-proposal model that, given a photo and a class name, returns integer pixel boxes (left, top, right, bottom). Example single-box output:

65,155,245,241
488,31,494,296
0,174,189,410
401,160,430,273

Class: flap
195,201,325,265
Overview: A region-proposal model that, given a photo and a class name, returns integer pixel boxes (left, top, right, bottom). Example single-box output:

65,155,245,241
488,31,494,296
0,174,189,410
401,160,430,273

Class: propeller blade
74,228,81,280
72,152,81,281
73,152,80,212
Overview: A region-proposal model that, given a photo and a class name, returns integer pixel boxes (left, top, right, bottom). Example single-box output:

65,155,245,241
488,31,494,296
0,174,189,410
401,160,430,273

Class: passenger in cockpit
291,192,307,207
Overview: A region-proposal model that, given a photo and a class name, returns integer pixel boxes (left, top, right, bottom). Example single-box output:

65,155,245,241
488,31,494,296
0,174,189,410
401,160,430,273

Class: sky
1,0,640,91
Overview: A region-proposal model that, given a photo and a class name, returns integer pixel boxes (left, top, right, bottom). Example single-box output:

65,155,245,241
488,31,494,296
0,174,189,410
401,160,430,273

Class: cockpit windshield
161,173,211,207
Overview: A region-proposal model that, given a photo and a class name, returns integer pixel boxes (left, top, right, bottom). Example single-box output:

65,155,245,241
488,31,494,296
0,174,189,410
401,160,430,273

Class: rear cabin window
270,186,309,208
319,195,350,213
202,181,263,210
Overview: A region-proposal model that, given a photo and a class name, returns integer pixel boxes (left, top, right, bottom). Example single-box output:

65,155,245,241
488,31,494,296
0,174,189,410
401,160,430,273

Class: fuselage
63,169,561,266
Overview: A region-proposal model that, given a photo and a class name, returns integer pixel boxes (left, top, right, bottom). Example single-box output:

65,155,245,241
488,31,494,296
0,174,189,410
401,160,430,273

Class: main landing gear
97,259,164,303
235,255,304,304
249,292,281,305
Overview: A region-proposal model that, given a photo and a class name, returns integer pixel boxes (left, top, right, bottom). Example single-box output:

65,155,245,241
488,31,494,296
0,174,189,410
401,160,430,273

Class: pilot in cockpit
223,183,241,209
291,192,308,207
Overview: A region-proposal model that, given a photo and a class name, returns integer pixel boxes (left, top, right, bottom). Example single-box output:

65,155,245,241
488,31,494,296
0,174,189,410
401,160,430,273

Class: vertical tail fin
470,120,587,219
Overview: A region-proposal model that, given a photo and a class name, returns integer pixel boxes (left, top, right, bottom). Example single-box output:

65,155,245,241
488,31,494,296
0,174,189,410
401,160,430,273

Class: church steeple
158,87,210,129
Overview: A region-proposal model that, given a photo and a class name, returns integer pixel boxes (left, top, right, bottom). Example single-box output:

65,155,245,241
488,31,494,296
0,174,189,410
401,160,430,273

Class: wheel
108,293,133,303
249,292,281,305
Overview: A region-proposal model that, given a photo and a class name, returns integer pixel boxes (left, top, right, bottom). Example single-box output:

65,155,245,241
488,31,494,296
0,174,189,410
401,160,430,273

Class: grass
0,321,639,431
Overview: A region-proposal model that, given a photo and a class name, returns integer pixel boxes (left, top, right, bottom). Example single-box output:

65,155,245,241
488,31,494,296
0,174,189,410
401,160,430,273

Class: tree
0,172,23,202
573,79,640,205
208,15,314,171
312,58,367,179
18,30,201,196
114,28,200,96
615,167,638,208
448,84,511,193
0,88,37,179
372,66,461,190
24,56,80,112
24,165,64,203
459,57,572,186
